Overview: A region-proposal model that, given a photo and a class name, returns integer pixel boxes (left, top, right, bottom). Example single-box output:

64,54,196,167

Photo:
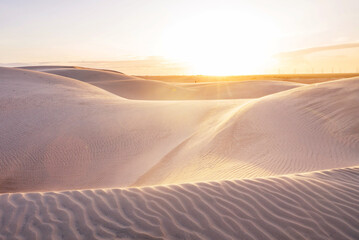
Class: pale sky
1,0,359,75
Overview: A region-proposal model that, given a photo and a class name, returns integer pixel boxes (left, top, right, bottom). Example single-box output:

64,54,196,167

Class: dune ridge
1,167,359,239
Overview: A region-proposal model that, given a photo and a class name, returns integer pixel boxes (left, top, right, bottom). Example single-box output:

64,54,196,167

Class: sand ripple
1,167,359,239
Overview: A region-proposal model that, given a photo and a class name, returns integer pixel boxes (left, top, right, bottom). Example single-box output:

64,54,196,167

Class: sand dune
32,67,142,82
1,167,359,239
0,67,248,192
1,67,359,192
1,66,359,239
20,66,198,100
135,77,359,186
21,66,303,100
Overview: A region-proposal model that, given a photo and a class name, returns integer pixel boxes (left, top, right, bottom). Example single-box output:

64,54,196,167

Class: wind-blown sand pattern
1,66,359,239
1,168,359,239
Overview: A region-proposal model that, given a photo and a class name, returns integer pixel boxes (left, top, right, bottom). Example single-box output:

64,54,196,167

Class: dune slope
1,167,359,239
0,67,248,193
20,66,196,100
135,77,359,186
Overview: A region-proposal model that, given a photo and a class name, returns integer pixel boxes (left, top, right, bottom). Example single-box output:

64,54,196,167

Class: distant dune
138,73,359,84
20,66,303,100
1,66,359,239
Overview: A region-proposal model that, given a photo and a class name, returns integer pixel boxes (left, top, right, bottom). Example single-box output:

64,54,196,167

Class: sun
161,10,279,75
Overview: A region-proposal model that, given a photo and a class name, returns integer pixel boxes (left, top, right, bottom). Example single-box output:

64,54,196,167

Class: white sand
1,66,359,239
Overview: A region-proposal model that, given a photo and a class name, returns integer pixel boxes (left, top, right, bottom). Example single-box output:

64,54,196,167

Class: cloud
271,42,359,73
276,42,359,58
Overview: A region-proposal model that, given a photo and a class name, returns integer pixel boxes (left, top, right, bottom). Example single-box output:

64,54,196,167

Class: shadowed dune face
39,68,140,82
0,67,119,99
1,167,359,239
21,66,304,100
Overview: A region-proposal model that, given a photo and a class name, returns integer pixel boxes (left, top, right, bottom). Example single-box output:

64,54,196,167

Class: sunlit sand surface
1,66,359,239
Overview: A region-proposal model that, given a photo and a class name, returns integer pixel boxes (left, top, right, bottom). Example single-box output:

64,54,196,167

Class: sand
1,66,358,239
20,66,303,100
2,167,359,239
135,77,359,186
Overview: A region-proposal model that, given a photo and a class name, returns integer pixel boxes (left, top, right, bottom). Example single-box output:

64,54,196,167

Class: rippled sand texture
1,66,359,239
1,167,359,239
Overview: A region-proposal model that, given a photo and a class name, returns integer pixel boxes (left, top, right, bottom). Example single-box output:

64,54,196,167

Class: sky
1,0,359,75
